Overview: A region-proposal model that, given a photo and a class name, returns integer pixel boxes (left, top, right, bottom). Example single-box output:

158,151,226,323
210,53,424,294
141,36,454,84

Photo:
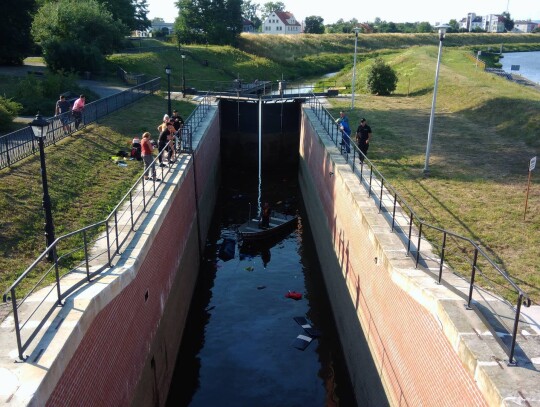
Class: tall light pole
165,64,172,116
181,54,186,98
423,24,450,175
30,113,56,261
351,27,361,110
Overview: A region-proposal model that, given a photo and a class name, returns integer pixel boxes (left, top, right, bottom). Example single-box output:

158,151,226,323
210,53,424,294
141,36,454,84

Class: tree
447,19,460,33
32,0,127,72
241,0,261,29
133,0,151,31
501,12,514,32
260,1,285,21
0,0,36,65
95,0,137,29
152,17,165,23
304,16,324,34
365,58,398,96
416,22,432,33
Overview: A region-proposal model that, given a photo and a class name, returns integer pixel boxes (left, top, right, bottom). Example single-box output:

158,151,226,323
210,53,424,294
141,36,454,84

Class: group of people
54,94,86,134
336,111,372,163
140,110,184,181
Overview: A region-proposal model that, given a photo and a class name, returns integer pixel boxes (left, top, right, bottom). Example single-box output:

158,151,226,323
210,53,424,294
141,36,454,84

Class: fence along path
0,78,161,170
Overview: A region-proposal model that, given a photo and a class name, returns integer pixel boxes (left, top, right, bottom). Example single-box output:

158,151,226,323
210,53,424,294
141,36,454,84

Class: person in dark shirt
171,110,185,151
158,121,175,166
55,95,71,135
356,118,372,164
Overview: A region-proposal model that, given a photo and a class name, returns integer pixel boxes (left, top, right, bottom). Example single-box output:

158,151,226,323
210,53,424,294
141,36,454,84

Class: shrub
0,96,22,130
365,57,398,95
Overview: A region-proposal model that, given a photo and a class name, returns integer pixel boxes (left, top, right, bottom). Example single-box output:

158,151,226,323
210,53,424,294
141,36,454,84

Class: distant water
500,51,540,84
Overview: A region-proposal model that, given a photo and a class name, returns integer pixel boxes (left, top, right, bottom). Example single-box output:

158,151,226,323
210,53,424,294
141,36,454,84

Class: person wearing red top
141,132,158,181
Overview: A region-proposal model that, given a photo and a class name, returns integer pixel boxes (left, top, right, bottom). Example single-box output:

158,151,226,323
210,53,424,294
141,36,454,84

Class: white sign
530,156,537,171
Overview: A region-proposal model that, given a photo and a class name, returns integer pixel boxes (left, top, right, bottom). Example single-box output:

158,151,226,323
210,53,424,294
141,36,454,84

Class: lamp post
30,113,56,261
351,27,361,110
181,54,186,98
423,24,450,175
165,64,172,116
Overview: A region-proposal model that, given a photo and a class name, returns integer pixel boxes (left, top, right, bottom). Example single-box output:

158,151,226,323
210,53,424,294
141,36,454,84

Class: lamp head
29,112,49,138
435,24,450,40
181,54,186,59
352,27,361,35
165,65,171,75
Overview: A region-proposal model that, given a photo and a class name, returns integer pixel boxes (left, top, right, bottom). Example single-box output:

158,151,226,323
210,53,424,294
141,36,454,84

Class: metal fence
2,93,214,360
305,95,531,365
0,77,161,170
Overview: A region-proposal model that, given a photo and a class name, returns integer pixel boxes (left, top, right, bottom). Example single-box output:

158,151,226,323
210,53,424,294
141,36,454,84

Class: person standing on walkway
55,94,71,135
141,132,157,181
356,118,372,164
72,94,85,130
336,111,351,153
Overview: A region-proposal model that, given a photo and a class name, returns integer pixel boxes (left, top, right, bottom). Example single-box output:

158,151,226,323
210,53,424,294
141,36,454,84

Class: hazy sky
148,0,539,24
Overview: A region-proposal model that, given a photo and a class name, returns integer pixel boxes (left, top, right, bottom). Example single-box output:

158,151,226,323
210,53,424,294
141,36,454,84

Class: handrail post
391,193,397,231
378,179,384,212
368,168,373,197
415,223,423,267
54,250,62,305
467,248,479,309
508,293,523,365
11,289,24,360
114,210,119,254
407,213,413,256
129,191,134,231
83,229,90,281
438,231,447,284
106,219,111,267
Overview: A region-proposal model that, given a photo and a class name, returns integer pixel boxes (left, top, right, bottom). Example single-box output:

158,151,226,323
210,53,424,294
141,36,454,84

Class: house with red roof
262,11,302,34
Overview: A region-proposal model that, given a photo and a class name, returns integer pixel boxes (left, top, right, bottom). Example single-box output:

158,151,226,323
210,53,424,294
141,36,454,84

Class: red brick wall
46,112,221,407
299,110,487,407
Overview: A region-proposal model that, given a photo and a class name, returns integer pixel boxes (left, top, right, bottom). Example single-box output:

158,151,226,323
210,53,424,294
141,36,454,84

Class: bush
365,57,398,95
0,96,22,130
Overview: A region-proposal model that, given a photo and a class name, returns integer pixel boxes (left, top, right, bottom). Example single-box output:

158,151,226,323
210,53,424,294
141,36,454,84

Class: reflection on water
166,165,356,406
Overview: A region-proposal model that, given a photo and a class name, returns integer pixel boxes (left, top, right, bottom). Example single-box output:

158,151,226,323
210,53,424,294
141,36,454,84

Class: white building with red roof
262,11,302,34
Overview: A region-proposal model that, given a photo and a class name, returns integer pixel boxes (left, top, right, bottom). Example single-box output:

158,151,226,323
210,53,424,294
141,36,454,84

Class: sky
148,0,539,24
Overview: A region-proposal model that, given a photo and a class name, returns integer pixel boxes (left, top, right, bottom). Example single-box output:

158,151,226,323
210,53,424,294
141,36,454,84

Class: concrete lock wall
44,110,221,407
298,107,486,406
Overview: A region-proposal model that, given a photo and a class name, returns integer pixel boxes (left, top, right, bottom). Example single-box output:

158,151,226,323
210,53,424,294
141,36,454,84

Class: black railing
305,95,531,365
0,77,160,170
2,94,213,360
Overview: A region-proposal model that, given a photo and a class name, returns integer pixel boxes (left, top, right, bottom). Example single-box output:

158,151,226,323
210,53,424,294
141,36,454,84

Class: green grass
0,94,194,296
327,47,540,302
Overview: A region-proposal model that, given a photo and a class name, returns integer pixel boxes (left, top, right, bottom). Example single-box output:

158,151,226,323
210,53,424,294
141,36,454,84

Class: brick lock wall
299,110,487,407
46,113,221,406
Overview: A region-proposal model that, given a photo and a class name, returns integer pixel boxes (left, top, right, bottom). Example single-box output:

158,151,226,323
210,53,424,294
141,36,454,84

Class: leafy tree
447,19,460,33
152,17,165,23
32,0,127,73
417,22,432,33
0,96,22,130
304,16,324,34
501,12,514,32
0,0,36,65
260,1,285,21
241,0,261,29
96,0,136,29
133,0,151,31
365,58,398,96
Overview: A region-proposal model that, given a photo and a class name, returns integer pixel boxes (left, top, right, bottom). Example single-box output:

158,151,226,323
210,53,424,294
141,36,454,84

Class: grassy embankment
1,33,539,303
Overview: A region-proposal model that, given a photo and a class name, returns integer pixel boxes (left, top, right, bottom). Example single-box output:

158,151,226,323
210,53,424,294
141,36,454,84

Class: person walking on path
141,132,158,181
72,95,85,130
336,111,351,153
356,118,372,164
55,94,71,135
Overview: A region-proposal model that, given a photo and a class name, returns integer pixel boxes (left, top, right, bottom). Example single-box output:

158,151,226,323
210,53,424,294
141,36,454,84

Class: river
500,50,540,84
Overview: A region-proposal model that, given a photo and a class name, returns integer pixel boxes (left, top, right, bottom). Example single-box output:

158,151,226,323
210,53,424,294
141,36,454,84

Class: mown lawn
328,47,540,302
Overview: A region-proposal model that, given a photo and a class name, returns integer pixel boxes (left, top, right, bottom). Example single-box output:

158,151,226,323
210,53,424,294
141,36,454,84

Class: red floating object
285,291,302,300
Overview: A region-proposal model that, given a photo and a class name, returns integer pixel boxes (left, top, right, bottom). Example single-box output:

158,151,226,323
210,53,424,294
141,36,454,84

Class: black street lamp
181,54,186,98
30,112,56,261
165,64,172,116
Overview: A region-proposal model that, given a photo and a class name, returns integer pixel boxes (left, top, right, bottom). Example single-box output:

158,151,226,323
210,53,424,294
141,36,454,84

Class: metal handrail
0,78,161,170
305,95,531,365
2,94,214,360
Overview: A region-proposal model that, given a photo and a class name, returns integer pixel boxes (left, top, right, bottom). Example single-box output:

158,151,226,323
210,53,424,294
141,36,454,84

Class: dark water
166,163,357,406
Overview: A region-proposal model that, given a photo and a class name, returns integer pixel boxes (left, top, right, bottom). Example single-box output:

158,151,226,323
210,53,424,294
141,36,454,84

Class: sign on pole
511,65,520,72
524,156,536,220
